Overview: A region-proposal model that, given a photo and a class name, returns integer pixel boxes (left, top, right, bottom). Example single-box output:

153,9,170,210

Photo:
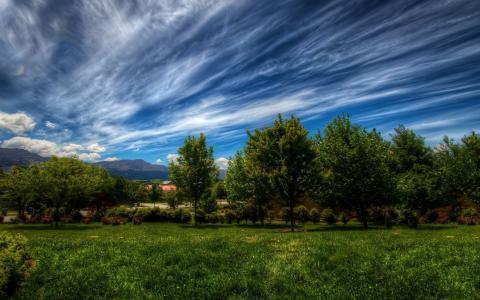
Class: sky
0,0,479,167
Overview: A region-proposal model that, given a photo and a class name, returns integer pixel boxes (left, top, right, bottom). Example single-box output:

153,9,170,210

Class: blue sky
0,0,479,166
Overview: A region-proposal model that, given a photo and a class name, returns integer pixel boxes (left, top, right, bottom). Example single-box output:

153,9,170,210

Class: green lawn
2,223,480,299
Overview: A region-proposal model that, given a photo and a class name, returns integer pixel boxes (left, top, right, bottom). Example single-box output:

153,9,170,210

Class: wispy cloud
0,0,478,161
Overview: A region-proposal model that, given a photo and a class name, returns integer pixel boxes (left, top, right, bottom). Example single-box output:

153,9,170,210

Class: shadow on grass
4,224,102,231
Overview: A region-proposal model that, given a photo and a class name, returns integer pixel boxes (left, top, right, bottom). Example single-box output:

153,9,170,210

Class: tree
211,181,226,200
391,126,435,212
0,166,35,220
245,115,316,231
149,184,161,207
431,134,480,212
391,125,432,172
224,152,249,209
169,133,218,226
316,114,394,228
35,157,108,227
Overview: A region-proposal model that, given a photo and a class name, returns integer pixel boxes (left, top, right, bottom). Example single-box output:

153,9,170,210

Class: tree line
171,114,479,230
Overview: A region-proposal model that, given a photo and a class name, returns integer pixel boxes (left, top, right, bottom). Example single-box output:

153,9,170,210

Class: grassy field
2,223,480,299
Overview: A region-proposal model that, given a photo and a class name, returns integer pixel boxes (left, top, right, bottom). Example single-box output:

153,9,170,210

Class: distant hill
0,148,47,170
0,148,226,181
93,159,169,181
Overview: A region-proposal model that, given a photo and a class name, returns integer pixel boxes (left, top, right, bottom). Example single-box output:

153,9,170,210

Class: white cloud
86,143,106,152
0,111,36,135
45,121,57,129
167,153,180,163
215,157,229,170
155,158,164,165
1,136,57,157
62,143,83,152
0,137,104,161
78,152,101,161
104,157,119,161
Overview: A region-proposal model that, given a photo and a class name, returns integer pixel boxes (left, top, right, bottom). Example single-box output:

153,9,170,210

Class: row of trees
217,114,479,230
0,158,158,227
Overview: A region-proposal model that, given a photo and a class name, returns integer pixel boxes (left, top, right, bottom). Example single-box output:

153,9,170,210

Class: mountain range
0,148,168,180
0,148,225,180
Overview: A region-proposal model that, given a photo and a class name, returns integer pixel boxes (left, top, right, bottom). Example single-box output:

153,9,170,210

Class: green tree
224,152,249,209
316,114,394,228
149,184,161,207
35,157,107,227
431,134,480,212
391,126,435,212
245,115,316,231
0,166,35,220
169,133,218,226
391,125,432,172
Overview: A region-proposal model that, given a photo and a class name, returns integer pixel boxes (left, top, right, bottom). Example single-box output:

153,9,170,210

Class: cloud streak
0,0,479,162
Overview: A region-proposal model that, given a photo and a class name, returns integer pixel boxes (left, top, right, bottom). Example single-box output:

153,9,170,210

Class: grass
1,223,480,299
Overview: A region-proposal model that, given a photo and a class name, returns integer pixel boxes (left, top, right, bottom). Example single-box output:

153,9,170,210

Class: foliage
321,208,337,225
164,190,182,209
294,205,309,224
309,208,320,224
316,114,395,228
245,115,316,231
169,133,218,225
224,152,249,209
0,232,32,298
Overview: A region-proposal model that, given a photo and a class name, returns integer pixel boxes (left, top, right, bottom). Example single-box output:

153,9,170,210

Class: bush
310,208,320,224
195,209,206,224
132,214,143,225
0,232,33,298
206,214,219,224
225,210,236,224
281,207,292,224
106,206,133,220
400,209,418,228
321,208,337,225
422,210,439,224
294,205,309,224
70,210,83,223
0,215,3,224
101,216,128,225
338,211,350,225
458,208,478,225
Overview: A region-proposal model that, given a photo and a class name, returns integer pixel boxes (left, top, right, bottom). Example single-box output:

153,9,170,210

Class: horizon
0,0,479,165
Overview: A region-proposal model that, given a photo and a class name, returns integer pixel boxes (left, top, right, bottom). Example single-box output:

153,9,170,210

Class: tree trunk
357,208,368,229
193,199,197,226
54,204,59,228
290,200,295,232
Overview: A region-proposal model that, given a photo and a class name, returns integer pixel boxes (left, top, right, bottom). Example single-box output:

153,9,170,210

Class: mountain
93,159,169,181
0,148,48,170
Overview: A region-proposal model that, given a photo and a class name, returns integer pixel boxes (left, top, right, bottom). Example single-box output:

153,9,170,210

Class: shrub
281,207,292,224
101,216,127,225
294,205,309,224
0,232,33,298
132,215,143,225
338,211,350,225
106,206,133,220
218,214,225,224
225,210,236,224
400,209,418,228
321,208,337,225
422,210,439,224
310,208,320,224
70,210,83,223
384,212,393,229
0,215,3,224
206,214,219,224
195,209,206,224
458,208,478,225
1,208,7,216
